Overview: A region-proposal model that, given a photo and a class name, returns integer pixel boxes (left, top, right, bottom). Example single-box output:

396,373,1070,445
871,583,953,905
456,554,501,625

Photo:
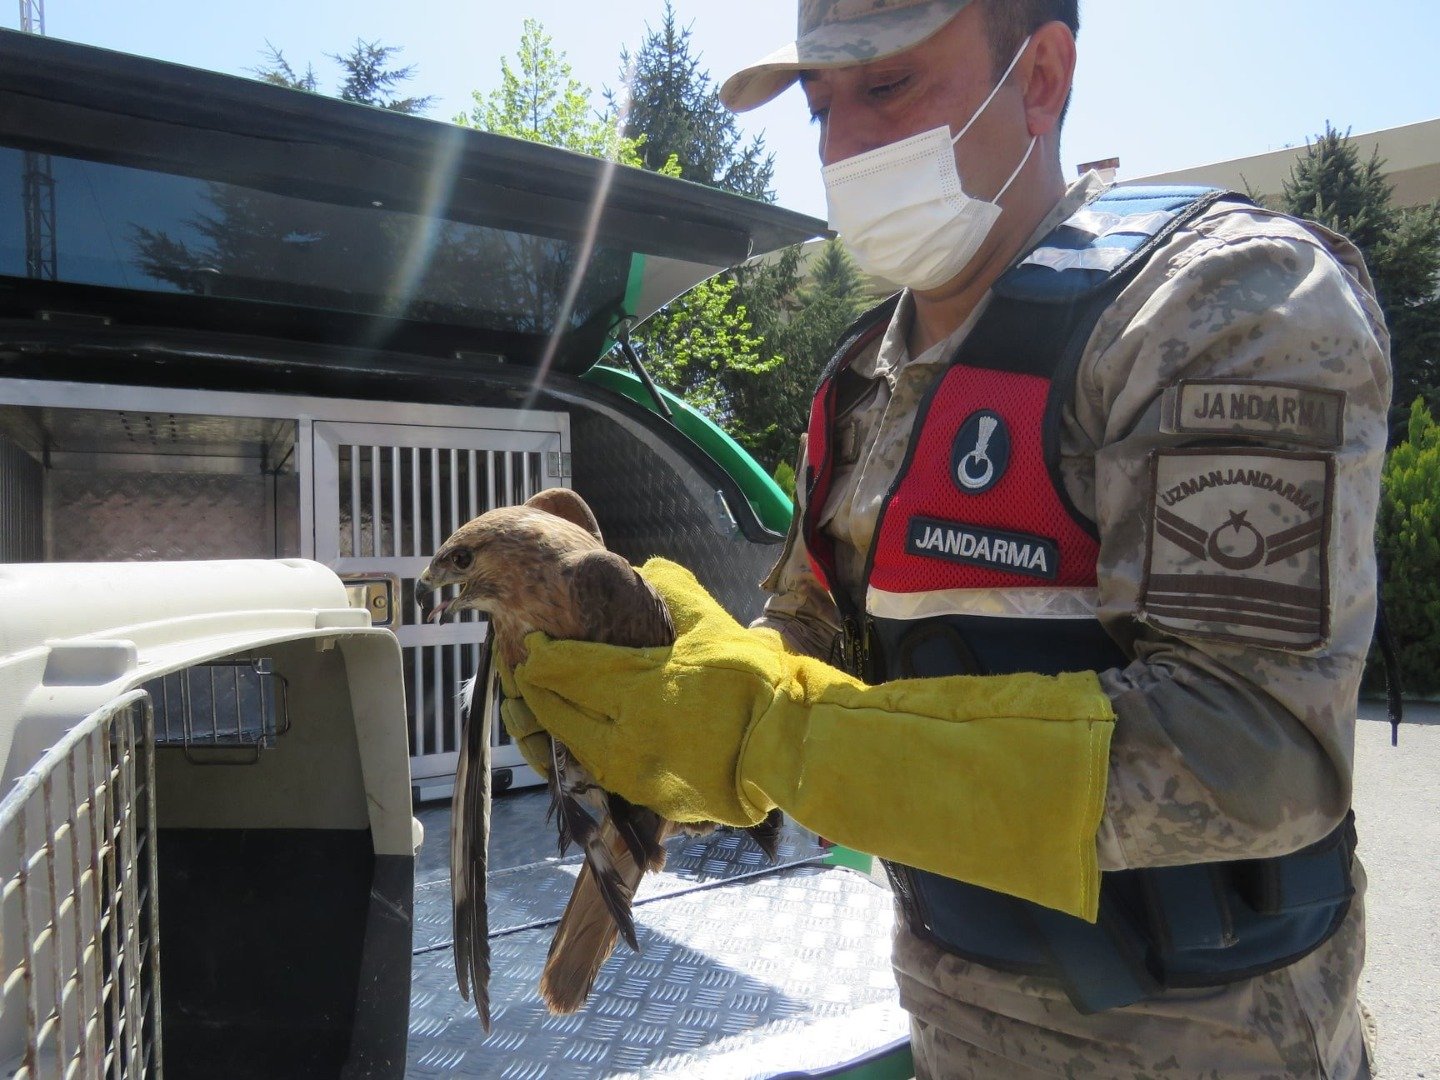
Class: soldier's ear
1022,20,1075,138
525,488,604,544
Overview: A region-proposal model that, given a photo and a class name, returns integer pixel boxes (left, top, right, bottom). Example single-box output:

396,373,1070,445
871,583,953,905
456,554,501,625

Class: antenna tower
20,0,58,281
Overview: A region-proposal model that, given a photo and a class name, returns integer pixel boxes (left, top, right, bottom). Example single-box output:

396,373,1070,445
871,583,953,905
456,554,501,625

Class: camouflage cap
720,0,974,113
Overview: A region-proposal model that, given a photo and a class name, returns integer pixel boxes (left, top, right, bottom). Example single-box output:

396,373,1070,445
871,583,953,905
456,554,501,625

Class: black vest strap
872,614,1128,680
888,795,1356,1014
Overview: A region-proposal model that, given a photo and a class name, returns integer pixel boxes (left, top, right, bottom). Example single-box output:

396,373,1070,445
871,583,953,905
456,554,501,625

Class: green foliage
1373,399,1440,695
615,0,775,200
456,19,643,165
772,459,797,504
331,40,436,114
624,273,782,439
628,238,869,472
253,43,318,93
728,239,871,469
807,235,869,301
596,4,859,470
252,39,433,114
1280,124,1440,431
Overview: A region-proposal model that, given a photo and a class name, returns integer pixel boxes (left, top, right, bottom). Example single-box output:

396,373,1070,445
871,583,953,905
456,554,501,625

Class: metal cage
143,660,289,764
0,691,163,1079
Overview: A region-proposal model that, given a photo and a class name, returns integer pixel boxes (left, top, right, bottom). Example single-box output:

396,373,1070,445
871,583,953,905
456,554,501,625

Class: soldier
511,1,1390,1075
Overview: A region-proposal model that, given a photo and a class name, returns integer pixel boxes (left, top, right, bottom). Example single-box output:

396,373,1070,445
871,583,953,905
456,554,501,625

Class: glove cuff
738,671,1117,921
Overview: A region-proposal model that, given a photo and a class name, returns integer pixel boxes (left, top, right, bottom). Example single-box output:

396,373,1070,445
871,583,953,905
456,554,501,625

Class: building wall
1124,118,1440,209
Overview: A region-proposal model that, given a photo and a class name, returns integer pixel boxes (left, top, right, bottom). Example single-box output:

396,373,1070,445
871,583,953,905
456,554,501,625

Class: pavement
1355,698,1440,1079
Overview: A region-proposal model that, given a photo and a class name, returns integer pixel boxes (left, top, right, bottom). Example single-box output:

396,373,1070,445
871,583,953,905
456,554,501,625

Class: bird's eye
451,549,473,571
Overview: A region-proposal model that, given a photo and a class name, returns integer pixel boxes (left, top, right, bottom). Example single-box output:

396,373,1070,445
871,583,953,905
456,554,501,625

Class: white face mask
822,37,1036,292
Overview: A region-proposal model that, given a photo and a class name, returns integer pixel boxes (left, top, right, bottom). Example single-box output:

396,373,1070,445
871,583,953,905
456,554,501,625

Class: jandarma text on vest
905,517,1059,580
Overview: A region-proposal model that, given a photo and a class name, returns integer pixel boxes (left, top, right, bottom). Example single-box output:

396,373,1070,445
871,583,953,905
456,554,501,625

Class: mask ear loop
950,33,1033,146
993,135,1038,204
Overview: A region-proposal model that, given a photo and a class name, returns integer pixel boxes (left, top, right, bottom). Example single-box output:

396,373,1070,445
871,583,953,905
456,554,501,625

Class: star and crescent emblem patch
1143,448,1333,650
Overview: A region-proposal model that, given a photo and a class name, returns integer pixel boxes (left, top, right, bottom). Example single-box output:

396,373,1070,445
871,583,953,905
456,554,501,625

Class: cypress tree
617,1,775,200
1281,124,1440,429
730,239,871,471
252,39,434,114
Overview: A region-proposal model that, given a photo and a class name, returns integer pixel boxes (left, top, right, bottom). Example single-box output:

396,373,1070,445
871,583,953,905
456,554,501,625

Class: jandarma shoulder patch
1160,380,1345,448
1141,448,1333,650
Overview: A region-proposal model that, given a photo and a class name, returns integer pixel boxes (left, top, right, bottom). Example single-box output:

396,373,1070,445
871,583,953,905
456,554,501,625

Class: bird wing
524,488,604,544
451,634,494,1031
570,549,675,649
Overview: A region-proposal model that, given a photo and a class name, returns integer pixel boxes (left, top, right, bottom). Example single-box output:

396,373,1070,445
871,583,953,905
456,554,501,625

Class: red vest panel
803,337,1099,604
869,364,1099,595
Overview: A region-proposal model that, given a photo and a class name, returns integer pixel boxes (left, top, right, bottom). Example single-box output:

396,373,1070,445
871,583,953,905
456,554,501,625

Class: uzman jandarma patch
1143,448,1333,650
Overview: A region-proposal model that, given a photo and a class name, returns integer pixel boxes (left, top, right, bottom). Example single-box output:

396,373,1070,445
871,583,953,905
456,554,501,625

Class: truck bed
407,790,909,1078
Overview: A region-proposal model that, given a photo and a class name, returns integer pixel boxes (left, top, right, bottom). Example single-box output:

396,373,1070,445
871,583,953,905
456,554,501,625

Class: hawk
418,488,779,1029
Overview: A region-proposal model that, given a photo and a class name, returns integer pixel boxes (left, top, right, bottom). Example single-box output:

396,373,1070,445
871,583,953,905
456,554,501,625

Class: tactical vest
801,186,1357,1014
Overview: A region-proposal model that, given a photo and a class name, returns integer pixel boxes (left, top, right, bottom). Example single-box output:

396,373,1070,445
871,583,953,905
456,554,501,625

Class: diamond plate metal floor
409,790,909,1078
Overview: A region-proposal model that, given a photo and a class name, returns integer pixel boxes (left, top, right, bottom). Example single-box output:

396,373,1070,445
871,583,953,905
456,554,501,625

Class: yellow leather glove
496,658,551,779
514,559,1117,921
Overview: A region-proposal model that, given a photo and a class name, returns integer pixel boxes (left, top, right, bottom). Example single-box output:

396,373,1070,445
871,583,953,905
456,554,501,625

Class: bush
1373,398,1440,696
772,459,796,505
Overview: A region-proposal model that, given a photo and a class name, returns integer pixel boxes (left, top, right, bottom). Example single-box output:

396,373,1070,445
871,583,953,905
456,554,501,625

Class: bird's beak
415,567,449,623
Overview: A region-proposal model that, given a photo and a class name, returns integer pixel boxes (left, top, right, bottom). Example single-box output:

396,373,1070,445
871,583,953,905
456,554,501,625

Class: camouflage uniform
754,174,1391,1078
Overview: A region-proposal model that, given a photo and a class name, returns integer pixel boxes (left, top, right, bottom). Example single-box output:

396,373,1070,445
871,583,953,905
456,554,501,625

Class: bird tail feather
548,741,643,951
540,818,669,1015
605,792,668,873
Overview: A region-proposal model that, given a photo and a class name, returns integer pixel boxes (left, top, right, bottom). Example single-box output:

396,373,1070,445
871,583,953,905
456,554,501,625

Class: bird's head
417,502,602,623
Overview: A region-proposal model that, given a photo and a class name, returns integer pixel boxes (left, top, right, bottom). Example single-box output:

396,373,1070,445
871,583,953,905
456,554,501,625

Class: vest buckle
832,614,878,681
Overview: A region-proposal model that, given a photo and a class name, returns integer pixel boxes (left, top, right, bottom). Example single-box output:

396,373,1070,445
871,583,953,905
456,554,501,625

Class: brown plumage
418,488,779,1029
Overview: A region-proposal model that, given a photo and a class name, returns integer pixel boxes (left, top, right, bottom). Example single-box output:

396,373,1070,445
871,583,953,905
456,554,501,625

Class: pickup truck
0,29,911,1079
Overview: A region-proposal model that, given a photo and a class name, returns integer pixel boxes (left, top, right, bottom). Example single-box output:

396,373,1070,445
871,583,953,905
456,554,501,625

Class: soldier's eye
452,550,473,571
867,75,911,100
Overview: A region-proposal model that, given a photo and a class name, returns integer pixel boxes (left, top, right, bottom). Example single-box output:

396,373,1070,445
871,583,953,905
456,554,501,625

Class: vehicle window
0,146,632,335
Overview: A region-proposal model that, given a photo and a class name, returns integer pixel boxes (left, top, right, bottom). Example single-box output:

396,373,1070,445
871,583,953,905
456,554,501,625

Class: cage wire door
312,421,564,789
0,690,162,1080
